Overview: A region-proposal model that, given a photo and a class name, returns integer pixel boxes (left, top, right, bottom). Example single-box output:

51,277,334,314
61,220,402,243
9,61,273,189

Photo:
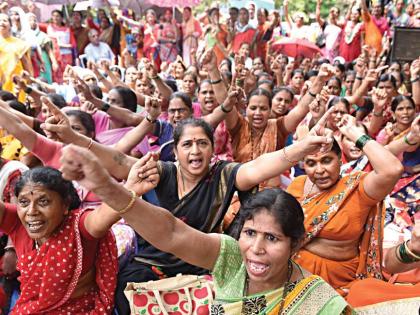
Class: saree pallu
211,275,350,315
0,36,30,102
288,172,384,294
12,209,118,314
347,278,420,313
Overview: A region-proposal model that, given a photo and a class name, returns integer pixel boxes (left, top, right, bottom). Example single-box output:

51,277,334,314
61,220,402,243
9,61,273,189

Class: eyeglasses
168,108,189,115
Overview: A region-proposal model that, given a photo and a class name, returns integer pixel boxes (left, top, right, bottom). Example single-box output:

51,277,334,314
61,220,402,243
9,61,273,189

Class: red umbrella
272,38,323,59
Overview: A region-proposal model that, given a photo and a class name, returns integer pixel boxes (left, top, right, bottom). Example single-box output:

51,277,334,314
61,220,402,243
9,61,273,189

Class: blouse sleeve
31,133,64,169
211,234,246,299
0,203,20,235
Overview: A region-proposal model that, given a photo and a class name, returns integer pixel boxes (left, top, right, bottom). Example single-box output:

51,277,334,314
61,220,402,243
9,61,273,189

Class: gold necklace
302,182,322,206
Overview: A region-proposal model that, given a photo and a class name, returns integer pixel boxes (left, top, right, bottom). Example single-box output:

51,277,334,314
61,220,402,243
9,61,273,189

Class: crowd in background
0,0,419,314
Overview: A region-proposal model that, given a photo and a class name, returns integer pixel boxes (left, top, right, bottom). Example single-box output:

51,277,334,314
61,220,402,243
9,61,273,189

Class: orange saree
287,172,384,295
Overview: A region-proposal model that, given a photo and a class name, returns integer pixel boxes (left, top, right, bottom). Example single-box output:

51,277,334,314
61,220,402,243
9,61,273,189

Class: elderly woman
287,113,404,295
0,167,118,313
58,133,350,314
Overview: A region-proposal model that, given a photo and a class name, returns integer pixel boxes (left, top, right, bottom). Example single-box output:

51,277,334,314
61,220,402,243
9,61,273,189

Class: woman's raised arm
337,114,404,201
61,145,221,270
235,107,336,191
0,101,37,151
40,97,137,180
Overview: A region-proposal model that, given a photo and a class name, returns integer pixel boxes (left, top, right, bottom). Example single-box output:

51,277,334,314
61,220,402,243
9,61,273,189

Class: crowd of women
0,0,419,314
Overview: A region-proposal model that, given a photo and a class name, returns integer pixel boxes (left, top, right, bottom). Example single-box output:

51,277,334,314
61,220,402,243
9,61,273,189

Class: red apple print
133,294,148,307
179,300,190,313
194,287,209,299
196,305,210,315
147,303,164,315
163,292,180,305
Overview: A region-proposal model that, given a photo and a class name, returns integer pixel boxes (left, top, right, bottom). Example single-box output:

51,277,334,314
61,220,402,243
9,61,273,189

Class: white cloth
0,160,28,200
84,42,115,63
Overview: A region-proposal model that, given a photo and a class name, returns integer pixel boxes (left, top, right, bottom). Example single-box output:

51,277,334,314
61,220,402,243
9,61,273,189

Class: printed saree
12,209,118,314
287,172,384,294
211,235,350,315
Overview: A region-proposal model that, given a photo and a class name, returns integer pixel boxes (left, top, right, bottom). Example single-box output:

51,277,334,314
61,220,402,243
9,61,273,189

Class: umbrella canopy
146,0,201,7
272,38,323,59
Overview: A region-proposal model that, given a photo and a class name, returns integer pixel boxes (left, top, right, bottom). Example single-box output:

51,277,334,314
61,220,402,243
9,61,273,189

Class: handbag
124,274,214,315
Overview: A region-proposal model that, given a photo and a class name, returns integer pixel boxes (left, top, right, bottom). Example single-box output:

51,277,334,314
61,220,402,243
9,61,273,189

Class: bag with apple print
124,274,214,315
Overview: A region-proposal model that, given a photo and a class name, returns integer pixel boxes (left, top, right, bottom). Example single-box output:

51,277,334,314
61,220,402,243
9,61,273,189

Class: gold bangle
404,240,420,261
87,138,94,150
117,189,137,214
282,147,298,164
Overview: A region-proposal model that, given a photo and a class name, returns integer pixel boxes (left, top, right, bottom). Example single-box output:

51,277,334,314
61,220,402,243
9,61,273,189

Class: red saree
12,209,118,314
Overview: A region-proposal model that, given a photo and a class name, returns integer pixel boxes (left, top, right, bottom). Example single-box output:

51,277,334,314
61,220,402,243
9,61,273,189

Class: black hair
306,70,319,79
257,72,272,81
110,66,122,77
235,189,305,250
222,71,233,83
390,71,404,85
249,88,272,107
257,80,274,89
345,70,356,80
66,110,95,138
197,79,212,93
376,73,397,90
0,90,17,102
327,76,342,89
173,118,214,147
334,63,345,74
328,96,350,111
291,68,305,78
220,58,232,72
169,92,192,110
88,84,103,99
229,7,239,14
330,138,342,156
7,100,27,115
111,86,137,112
257,8,269,17
272,86,295,101
391,95,415,112
183,71,198,85
52,9,64,18
47,93,67,108
15,167,81,210
165,79,178,92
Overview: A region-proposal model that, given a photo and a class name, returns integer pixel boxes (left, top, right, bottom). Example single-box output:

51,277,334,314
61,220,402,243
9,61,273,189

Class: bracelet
116,189,137,214
145,115,157,124
149,75,159,80
398,241,420,263
101,103,111,112
373,111,383,117
24,86,33,94
356,76,364,81
355,134,372,150
404,134,417,146
405,240,420,261
210,78,223,85
308,91,317,98
87,138,94,150
410,77,419,84
220,103,231,113
282,147,298,164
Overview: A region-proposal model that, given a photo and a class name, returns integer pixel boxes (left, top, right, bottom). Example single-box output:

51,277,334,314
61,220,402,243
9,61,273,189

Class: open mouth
247,260,269,276
189,158,203,169
26,220,45,234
